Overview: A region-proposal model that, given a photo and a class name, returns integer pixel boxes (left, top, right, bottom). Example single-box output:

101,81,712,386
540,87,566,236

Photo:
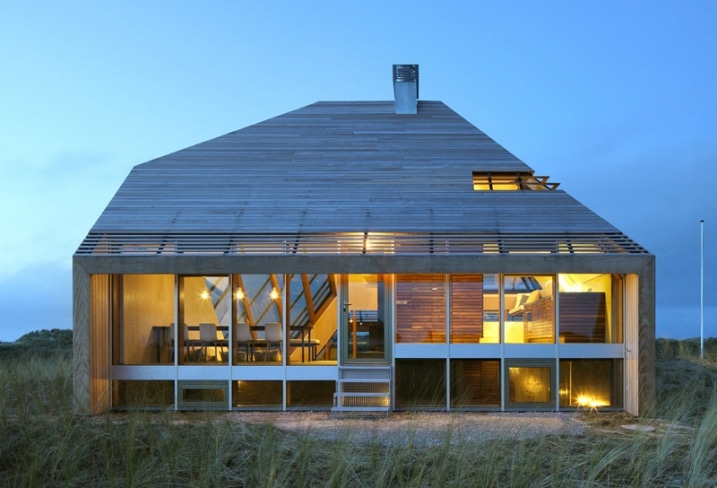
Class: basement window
472,172,559,191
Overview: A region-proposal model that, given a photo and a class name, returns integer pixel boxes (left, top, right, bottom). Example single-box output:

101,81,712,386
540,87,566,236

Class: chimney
392,64,419,114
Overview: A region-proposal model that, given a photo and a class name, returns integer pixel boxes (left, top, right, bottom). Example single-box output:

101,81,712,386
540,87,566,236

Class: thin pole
701,219,704,360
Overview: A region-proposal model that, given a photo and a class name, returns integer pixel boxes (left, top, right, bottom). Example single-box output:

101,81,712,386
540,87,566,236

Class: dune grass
0,341,716,486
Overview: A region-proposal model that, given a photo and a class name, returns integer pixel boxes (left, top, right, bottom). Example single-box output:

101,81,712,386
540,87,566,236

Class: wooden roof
79,100,648,255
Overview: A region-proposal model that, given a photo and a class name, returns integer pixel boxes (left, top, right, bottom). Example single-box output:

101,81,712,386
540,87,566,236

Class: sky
1,1,715,342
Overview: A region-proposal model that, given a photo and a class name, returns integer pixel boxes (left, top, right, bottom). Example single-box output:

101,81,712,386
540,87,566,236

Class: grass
0,340,716,486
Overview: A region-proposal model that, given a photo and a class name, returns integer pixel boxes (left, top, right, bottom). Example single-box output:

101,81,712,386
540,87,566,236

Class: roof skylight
473,172,559,191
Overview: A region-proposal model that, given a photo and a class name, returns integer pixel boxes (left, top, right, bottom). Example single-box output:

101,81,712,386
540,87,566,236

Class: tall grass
1,344,717,486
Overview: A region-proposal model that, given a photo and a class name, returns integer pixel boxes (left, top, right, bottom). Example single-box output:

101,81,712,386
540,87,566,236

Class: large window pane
449,274,485,343
178,381,228,410
506,361,555,408
232,274,284,365
233,380,282,409
450,360,500,407
112,380,174,408
482,274,500,343
504,275,554,343
559,359,623,409
395,274,445,343
114,274,175,365
287,381,335,408
179,276,230,364
395,359,446,408
287,274,337,365
558,274,623,343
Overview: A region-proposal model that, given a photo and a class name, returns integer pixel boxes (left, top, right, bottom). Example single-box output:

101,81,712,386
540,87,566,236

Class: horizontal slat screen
77,231,648,256
451,360,500,407
450,274,484,343
395,274,446,343
559,292,607,343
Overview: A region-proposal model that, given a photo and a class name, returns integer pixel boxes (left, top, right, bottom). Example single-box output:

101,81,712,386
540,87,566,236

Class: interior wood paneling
395,274,446,343
449,274,484,343
90,274,111,414
559,293,607,343
451,360,500,406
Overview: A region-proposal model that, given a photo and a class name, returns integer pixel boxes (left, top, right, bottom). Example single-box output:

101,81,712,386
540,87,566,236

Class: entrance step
331,366,391,417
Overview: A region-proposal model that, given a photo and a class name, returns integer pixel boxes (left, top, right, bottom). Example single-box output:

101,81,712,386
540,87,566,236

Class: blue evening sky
1,1,715,341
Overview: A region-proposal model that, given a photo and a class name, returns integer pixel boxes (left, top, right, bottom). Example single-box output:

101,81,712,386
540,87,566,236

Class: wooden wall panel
395,274,446,343
450,274,484,343
624,274,639,415
558,293,607,343
451,360,500,406
121,274,175,364
637,259,656,416
90,274,111,414
73,262,91,415
521,298,554,343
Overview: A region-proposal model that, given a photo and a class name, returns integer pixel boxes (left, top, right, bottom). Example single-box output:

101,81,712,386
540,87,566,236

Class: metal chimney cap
392,64,419,98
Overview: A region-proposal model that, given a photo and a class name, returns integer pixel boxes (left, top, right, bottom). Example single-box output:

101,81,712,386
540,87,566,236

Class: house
73,65,655,415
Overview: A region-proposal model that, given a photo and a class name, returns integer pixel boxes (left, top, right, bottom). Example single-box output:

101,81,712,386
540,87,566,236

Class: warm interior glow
200,290,210,300
270,287,279,300
558,274,584,292
235,288,245,300
575,395,609,408
472,172,559,191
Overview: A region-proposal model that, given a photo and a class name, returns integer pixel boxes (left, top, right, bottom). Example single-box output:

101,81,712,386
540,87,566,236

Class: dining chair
199,323,228,362
184,324,202,362
264,322,283,362
235,322,254,362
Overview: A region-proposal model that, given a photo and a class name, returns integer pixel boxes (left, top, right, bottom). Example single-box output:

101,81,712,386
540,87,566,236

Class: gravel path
226,411,587,446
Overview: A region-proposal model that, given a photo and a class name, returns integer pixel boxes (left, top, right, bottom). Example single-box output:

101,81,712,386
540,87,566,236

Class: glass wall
394,273,621,346
107,271,626,412
113,274,175,365
503,275,555,343
558,274,623,343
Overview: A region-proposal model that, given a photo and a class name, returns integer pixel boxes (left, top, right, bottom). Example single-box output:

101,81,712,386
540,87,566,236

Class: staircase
331,365,391,417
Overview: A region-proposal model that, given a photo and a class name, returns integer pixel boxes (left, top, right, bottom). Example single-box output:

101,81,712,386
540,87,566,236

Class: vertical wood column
638,259,656,415
72,261,112,415
73,261,91,415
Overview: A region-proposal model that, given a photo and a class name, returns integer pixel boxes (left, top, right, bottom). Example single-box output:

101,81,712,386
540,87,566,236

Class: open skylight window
472,172,559,191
